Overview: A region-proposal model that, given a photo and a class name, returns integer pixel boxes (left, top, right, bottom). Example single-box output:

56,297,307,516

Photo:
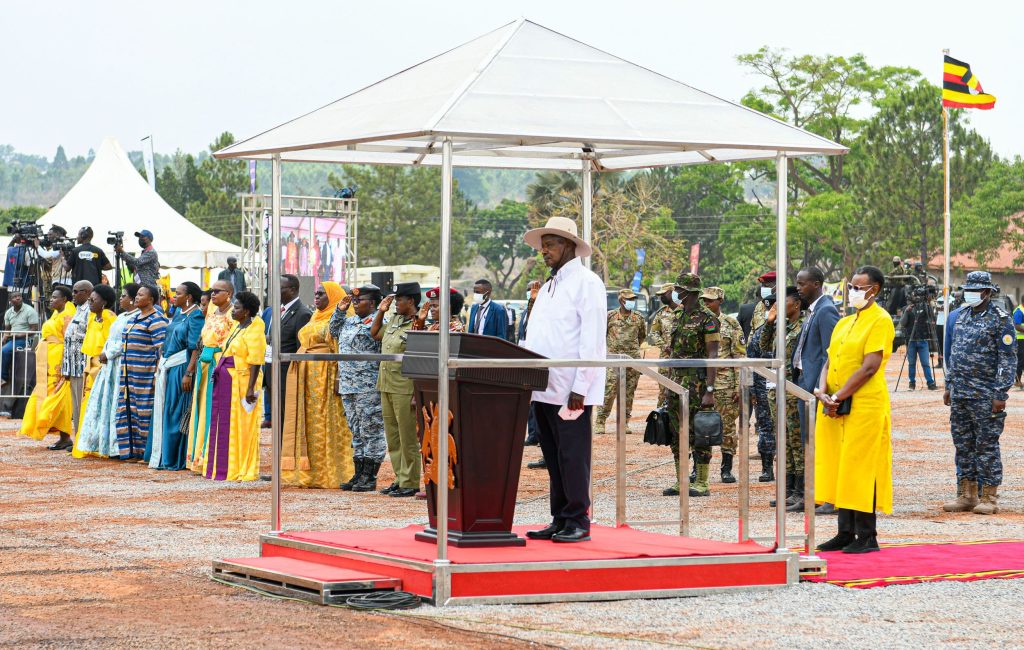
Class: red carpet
806,540,1024,588
281,524,771,564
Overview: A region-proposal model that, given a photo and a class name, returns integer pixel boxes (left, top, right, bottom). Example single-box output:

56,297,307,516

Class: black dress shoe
47,440,73,451
816,533,855,552
524,436,540,447
388,487,417,498
525,523,563,540
379,482,399,495
842,536,880,554
552,527,591,543
527,458,547,469
815,502,838,515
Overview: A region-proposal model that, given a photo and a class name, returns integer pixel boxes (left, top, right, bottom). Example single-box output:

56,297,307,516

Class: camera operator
115,229,159,286
64,227,112,286
34,225,74,289
899,286,938,390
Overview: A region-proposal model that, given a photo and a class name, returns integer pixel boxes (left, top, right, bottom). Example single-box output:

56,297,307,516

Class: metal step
212,556,401,605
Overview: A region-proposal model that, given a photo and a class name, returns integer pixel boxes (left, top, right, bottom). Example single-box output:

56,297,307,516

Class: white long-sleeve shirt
522,256,607,406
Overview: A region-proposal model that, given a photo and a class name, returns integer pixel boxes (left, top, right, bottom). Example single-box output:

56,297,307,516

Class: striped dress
116,310,168,459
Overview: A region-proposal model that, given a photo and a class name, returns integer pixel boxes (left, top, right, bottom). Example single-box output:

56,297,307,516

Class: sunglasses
210,288,228,294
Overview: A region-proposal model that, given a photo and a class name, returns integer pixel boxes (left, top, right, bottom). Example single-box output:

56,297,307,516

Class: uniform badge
1003,334,1014,346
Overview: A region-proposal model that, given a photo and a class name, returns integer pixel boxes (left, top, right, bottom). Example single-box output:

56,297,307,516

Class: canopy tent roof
215,19,846,170
36,138,239,268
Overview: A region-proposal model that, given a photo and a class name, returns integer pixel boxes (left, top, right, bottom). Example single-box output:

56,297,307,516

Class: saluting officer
595,288,647,432
942,272,1016,515
700,286,744,484
748,271,777,482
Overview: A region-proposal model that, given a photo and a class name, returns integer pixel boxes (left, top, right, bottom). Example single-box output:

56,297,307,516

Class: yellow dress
205,317,266,482
282,283,355,488
19,303,75,441
815,302,895,514
72,310,115,458
187,304,234,473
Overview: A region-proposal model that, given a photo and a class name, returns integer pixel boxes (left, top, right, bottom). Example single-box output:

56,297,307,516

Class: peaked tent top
38,138,238,269
216,19,846,171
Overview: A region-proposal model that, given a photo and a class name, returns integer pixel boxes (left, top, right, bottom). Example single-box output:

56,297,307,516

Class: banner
630,271,643,292
689,242,700,274
249,160,257,193
635,248,646,266
141,136,156,192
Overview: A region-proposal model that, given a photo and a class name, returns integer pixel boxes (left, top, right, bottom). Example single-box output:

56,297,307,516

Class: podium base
415,527,526,548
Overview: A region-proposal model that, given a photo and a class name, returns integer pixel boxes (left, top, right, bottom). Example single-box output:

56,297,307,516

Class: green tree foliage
475,199,534,296
328,165,473,272
185,133,249,243
953,159,1024,266
0,205,46,232
52,145,68,170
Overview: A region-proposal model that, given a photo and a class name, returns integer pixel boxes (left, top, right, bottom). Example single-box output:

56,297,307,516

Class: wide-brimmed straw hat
523,216,592,258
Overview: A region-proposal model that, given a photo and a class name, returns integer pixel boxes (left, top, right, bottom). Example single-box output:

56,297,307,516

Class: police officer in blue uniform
942,272,1016,515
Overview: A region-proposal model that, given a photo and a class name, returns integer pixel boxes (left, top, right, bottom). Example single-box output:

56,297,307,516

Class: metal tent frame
214,18,846,604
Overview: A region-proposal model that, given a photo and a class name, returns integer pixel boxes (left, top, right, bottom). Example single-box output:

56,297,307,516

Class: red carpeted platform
805,539,1024,588
252,524,794,604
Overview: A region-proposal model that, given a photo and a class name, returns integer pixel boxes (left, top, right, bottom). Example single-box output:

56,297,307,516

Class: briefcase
693,409,723,448
643,408,672,446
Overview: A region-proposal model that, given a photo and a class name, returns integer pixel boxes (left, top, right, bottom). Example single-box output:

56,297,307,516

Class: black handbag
693,409,723,448
644,408,672,446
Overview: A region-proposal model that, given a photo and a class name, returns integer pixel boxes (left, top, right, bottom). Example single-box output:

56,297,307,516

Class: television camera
106,230,124,248
6,220,44,246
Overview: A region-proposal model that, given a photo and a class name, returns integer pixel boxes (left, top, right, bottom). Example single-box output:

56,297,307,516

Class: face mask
671,291,680,303
963,290,984,306
475,291,490,304
624,300,636,311
849,289,870,309
760,286,773,299
138,239,146,248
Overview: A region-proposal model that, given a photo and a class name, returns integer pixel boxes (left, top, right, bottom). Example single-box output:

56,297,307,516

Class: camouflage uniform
666,273,720,494
946,289,1015,490
330,310,388,463
596,306,646,428
648,296,680,405
760,316,803,477
748,300,775,456
714,310,745,455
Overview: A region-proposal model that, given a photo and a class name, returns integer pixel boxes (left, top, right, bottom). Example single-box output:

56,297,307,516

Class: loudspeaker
371,271,394,293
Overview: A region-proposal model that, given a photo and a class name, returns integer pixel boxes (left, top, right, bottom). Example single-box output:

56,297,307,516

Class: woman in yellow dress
19,286,76,447
71,285,117,459
282,282,354,489
204,291,265,481
814,265,895,554
187,280,235,473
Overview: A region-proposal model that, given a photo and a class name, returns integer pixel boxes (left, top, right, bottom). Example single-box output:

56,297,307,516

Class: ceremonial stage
214,524,797,605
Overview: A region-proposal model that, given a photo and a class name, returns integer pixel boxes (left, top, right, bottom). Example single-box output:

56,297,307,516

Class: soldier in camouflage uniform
748,271,777,482
648,283,680,405
664,272,720,497
942,271,1016,515
330,284,389,492
596,289,647,431
700,286,745,484
760,286,804,511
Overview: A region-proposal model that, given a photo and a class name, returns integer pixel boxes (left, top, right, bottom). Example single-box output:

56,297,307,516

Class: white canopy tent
34,137,238,269
215,18,847,591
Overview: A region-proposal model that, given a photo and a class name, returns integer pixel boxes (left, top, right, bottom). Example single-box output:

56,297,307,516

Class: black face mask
138,239,146,248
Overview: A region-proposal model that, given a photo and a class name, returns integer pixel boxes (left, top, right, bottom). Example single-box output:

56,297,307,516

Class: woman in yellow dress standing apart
282,282,354,489
19,287,76,447
814,265,895,554
187,280,235,473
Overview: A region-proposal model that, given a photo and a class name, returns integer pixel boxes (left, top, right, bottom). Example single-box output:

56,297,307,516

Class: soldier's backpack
693,409,723,448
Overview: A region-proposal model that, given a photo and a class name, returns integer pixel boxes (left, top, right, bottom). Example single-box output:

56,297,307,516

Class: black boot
758,453,774,483
720,453,736,484
770,473,794,507
341,458,364,491
786,476,805,512
353,461,381,492
689,457,696,483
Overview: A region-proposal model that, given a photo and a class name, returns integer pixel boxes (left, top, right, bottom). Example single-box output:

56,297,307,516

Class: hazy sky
3,0,1021,159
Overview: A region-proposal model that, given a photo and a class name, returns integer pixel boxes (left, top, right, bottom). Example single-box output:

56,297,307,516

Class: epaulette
992,303,1009,318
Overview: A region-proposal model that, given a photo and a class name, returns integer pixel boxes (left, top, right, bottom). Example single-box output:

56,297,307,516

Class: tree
328,165,473,272
953,159,1024,266
185,133,248,242
52,145,68,171
850,82,994,265
475,199,534,296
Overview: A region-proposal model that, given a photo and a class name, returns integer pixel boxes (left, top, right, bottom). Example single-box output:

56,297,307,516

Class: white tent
36,137,238,268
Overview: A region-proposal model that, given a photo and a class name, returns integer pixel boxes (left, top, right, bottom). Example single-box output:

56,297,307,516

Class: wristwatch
705,386,714,394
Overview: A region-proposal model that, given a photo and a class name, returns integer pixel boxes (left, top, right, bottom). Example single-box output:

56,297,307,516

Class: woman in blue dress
76,284,140,458
152,282,204,470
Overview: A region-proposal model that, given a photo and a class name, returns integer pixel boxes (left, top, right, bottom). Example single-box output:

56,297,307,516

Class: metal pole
941,77,951,328
615,366,627,527
738,367,750,542
270,154,283,533
436,138,453,563
678,388,689,537
774,153,788,551
804,396,817,555
582,159,593,270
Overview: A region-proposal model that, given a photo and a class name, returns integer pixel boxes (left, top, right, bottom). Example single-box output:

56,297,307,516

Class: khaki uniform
596,309,646,428
759,317,803,476
714,313,745,454
377,314,420,489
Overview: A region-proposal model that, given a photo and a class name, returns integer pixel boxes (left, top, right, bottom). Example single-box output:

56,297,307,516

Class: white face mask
475,291,490,304
671,291,680,303
963,290,984,306
760,286,773,299
849,289,870,309
624,300,636,311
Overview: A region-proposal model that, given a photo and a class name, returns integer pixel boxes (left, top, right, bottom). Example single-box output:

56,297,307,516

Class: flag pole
942,48,952,330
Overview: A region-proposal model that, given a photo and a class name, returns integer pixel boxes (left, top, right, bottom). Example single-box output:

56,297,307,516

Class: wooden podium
401,332,548,548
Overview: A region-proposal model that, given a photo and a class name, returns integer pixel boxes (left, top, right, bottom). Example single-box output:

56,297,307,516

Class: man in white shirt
520,217,607,543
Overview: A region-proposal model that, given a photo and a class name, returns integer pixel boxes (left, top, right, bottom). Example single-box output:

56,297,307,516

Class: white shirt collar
806,293,827,314
281,297,299,313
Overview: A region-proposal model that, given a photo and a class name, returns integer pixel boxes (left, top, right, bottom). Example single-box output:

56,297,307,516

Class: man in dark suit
468,279,510,340
262,273,312,426
793,266,841,514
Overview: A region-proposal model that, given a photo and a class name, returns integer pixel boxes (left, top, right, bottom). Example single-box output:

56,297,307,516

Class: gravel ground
1,349,1023,648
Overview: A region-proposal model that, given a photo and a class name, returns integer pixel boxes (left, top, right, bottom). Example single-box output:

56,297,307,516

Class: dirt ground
1,348,1023,648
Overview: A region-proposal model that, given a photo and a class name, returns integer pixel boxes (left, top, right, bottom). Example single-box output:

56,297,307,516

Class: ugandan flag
943,55,996,109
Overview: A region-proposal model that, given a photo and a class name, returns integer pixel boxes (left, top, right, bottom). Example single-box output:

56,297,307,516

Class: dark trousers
262,360,290,426
837,489,877,539
525,403,539,443
1016,339,1024,382
533,401,592,530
